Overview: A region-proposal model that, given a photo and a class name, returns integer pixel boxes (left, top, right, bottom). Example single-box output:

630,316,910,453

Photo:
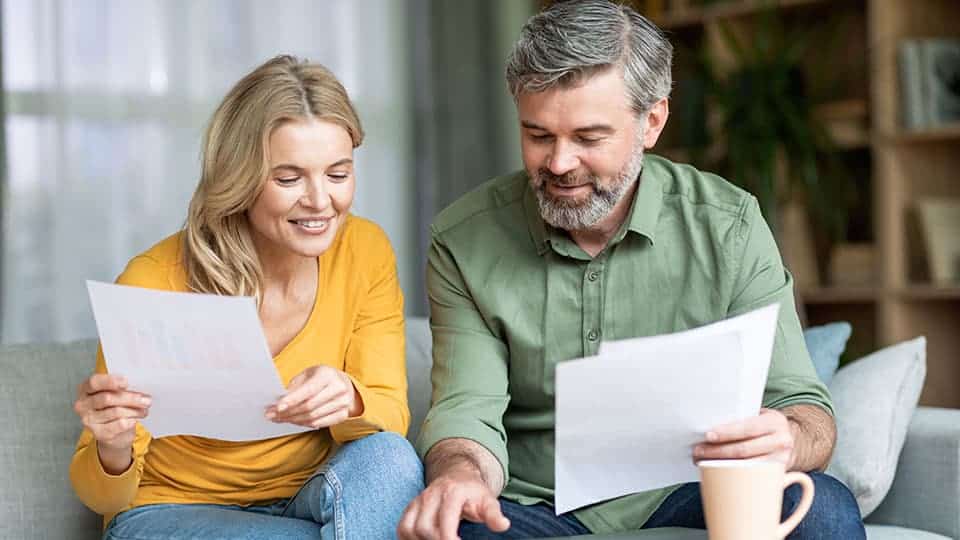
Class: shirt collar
623,163,663,245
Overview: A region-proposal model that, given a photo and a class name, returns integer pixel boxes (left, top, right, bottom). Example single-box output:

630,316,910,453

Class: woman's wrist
96,441,134,476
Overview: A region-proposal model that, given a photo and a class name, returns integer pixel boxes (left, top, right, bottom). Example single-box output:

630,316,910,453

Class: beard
531,144,645,231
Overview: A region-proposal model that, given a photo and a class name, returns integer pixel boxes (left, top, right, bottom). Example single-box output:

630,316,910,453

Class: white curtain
2,0,414,344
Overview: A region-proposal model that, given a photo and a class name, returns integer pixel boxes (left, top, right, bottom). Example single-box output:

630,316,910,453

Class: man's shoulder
431,171,529,237
647,154,754,221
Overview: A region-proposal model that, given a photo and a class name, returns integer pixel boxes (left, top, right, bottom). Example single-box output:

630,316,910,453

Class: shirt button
587,329,600,342
588,271,600,282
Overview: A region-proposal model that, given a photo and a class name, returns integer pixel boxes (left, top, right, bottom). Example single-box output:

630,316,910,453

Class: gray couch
2,317,957,539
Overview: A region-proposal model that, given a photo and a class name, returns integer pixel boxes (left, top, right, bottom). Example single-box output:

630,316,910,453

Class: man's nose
547,140,580,175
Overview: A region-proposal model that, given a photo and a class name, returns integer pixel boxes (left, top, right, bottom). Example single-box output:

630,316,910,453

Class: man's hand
398,439,509,540
266,365,363,428
398,468,510,540
694,408,796,468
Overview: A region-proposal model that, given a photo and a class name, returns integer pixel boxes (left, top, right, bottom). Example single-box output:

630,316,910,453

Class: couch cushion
405,317,433,444
863,524,952,540
0,339,101,540
803,322,851,385
826,337,926,517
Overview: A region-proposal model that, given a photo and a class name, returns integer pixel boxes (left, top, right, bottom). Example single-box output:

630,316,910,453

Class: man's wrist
786,417,803,471
429,453,485,483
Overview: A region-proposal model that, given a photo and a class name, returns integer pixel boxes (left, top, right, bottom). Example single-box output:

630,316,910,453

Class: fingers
90,417,138,445
90,390,151,411
436,491,467,539
75,390,151,417
706,409,786,443
474,496,510,533
694,432,792,462
397,498,421,540
413,484,452,539
273,383,341,419
267,366,358,426
78,373,127,397
398,477,501,540
273,367,337,413
83,406,148,428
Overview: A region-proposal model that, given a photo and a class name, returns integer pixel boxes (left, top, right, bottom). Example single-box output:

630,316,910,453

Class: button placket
582,260,605,353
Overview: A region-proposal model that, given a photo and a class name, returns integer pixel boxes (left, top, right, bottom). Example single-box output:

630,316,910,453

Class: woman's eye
276,176,300,185
329,173,350,182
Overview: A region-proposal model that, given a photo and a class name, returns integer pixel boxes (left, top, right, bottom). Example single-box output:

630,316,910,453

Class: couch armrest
866,407,960,538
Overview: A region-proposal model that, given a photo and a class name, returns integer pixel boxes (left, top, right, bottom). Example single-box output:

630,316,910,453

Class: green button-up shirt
416,154,833,533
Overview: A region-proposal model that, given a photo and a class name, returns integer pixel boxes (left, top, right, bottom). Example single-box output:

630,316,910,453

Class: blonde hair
183,55,363,305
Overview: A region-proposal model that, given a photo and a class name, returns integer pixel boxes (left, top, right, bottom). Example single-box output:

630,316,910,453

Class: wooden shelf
815,99,871,150
655,0,831,30
655,0,960,406
898,284,960,300
886,122,960,145
801,285,960,303
799,286,877,304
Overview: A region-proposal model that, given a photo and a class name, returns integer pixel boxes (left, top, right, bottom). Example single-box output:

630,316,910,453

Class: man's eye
329,173,350,182
578,136,601,145
530,133,552,141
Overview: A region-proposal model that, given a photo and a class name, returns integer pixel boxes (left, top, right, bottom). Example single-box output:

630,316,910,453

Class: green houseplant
678,8,848,242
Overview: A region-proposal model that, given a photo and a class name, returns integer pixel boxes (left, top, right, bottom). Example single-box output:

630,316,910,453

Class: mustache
535,169,600,189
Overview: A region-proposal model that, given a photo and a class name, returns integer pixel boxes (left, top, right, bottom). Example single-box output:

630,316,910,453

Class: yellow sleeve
330,232,410,442
69,255,168,515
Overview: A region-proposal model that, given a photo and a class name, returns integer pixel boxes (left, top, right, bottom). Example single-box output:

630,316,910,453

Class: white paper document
86,280,313,441
554,303,780,513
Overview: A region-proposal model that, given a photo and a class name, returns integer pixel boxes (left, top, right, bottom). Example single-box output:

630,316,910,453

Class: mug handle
776,472,815,538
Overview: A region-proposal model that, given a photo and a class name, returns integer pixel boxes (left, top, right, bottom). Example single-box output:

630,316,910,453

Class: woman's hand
266,365,363,428
73,374,151,474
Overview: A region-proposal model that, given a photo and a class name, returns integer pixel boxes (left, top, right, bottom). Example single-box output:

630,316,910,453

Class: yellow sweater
70,215,409,526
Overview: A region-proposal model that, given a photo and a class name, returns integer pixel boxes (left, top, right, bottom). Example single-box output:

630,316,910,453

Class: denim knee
784,472,865,540
334,432,424,494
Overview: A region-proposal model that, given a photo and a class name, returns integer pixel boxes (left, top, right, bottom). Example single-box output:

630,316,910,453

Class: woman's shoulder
341,215,395,258
117,231,187,291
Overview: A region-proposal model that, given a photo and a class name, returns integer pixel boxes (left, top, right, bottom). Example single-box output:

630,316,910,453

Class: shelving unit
641,0,960,407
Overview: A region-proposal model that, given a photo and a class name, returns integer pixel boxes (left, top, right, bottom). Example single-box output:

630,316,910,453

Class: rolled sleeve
728,197,834,417
415,233,511,480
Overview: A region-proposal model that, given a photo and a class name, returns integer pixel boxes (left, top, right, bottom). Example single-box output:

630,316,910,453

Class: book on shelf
916,198,960,285
899,38,960,130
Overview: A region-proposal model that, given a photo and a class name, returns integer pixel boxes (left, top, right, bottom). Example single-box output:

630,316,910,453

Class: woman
70,55,423,539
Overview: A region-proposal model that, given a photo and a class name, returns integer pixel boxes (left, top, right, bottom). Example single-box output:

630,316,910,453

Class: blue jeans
458,500,590,539
104,432,424,540
459,472,864,539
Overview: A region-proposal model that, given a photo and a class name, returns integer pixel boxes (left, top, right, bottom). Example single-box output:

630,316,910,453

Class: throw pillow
803,322,852,385
825,337,926,517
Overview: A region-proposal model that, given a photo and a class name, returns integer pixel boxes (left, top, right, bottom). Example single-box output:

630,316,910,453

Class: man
398,1,865,539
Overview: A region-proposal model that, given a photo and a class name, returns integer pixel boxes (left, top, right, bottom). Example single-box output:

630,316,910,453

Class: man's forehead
518,69,631,113
518,94,633,135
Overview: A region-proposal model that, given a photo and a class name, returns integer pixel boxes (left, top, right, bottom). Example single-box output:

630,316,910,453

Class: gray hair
505,0,673,115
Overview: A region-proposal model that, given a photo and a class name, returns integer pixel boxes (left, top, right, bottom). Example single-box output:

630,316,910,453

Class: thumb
478,496,510,532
